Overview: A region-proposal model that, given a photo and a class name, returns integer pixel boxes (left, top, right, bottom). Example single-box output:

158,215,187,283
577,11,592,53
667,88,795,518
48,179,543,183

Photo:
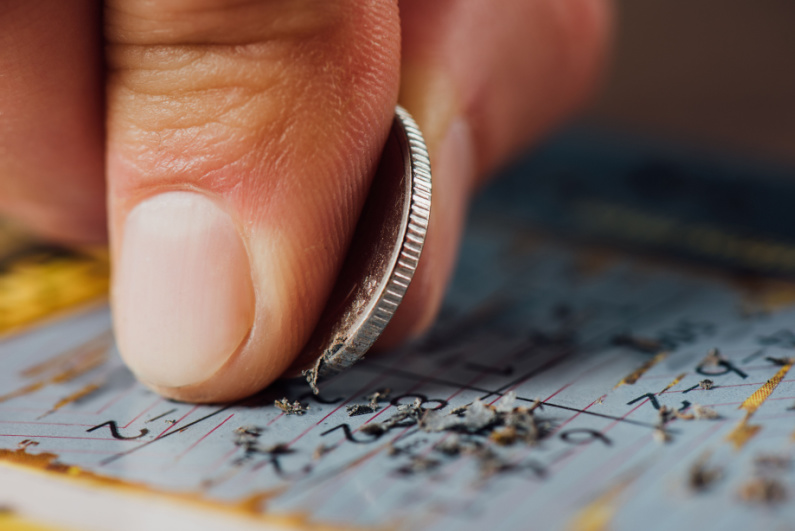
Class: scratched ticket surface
2,134,795,530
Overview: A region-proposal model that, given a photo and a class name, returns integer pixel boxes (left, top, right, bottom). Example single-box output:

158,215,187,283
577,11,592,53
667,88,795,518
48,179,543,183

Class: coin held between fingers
290,105,432,392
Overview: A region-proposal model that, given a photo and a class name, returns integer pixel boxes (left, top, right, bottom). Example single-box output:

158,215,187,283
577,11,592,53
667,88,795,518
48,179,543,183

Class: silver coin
289,105,431,393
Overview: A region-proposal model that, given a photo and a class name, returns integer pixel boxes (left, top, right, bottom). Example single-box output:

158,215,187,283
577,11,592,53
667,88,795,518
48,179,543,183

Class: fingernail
115,191,255,388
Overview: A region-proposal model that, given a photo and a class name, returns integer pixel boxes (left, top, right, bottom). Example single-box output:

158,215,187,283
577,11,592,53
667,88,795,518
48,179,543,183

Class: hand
0,0,610,401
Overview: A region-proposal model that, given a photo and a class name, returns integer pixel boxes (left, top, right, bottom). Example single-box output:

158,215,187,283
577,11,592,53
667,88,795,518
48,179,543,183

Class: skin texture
0,1,106,242
0,0,612,402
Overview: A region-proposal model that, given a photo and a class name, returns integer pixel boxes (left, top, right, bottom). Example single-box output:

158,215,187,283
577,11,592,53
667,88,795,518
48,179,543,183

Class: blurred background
481,0,795,278
586,0,795,166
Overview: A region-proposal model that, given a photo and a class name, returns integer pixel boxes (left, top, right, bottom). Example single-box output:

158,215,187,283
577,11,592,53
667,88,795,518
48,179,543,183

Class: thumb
105,0,400,401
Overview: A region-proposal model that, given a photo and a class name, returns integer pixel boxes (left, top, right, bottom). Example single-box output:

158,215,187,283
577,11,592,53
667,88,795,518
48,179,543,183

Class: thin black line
514,396,657,428
470,287,690,404
359,364,498,395
742,348,766,364
482,350,573,400
416,297,513,351
100,403,239,465
488,287,697,398
369,277,692,404
145,408,177,424
361,363,657,429
391,426,421,444
101,280,690,466
545,447,578,467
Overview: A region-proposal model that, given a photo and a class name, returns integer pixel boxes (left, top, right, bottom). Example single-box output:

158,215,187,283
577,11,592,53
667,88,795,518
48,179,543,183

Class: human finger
106,0,401,401
377,0,613,345
0,0,106,243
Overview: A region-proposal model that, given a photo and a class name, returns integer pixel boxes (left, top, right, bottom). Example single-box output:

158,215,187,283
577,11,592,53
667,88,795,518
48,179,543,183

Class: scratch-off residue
724,364,791,451
659,372,687,394
725,415,762,451
567,475,637,531
0,448,385,531
38,382,103,420
51,382,102,411
739,364,792,414
0,334,110,404
614,353,667,389
0,251,109,336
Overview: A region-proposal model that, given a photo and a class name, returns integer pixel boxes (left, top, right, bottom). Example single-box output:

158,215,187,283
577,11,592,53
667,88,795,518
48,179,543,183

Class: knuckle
104,0,345,47
109,44,290,135
105,0,401,188
107,43,292,185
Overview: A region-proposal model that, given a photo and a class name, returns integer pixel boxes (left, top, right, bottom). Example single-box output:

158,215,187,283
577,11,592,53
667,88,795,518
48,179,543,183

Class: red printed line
447,344,543,406
328,355,526,515
235,368,398,485
546,397,650,479
571,417,726,505
259,360,373,433
122,397,163,429
495,395,603,491
365,344,509,426
96,385,138,414
676,420,727,458
626,364,782,383
572,397,687,490
548,397,601,436
207,447,239,474
601,399,649,435
361,372,440,426
543,383,572,403
287,381,384,447
32,448,127,455
286,368,397,447
492,349,621,407
157,406,199,438
288,354,497,510
266,412,284,426
0,420,96,427
753,412,795,422
175,413,234,461
0,406,94,416
700,395,795,408
661,378,795,394
0,434,124,442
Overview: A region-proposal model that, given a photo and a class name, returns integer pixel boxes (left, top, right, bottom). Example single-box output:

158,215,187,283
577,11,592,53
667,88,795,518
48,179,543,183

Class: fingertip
107,0,401,402
0,0,106,246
